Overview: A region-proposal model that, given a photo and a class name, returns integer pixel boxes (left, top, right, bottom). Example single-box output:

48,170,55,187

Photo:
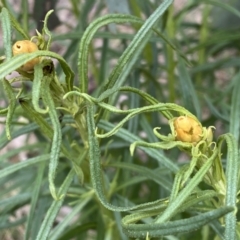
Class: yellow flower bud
173,116,202,144
12,40,40,71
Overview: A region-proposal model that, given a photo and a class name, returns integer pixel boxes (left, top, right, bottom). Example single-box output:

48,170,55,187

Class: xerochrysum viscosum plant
1,3,238,239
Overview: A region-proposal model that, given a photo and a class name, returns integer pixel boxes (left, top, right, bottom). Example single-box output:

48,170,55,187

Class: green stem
74,111,89,148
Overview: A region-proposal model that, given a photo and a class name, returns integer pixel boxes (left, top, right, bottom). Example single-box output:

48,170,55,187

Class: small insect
12,40,40,71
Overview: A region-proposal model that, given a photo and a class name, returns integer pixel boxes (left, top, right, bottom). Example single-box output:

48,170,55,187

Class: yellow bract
173,116,203,144
12,40,40,71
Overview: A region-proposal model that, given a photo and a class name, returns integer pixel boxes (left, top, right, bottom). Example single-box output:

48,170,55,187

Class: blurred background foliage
0,0,240,239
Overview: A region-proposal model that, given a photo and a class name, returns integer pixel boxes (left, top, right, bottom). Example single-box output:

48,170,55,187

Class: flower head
173,116,203,144
12,40,40,71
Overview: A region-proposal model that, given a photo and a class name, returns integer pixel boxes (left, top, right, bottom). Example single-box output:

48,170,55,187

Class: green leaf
0,143,44,162
0,51,74,92
1,8,12,60
32,64,49,114
96,103,196,139
35,169,75,240
155,149,218,223
57,223,97,240
49,198,90,240
201,0,240,18
21,0,29,33
122,206,233,238
97,86,173,119
41,76,62,200
42,10,54,50
0,215,26,230
0,154,49,179
177,55,201,119
0,193,31,214
108,162,172,192
229,71,240,142
0,122,38,149
218,133,238,240
2,79,16,140
1,1,29,39
25,161,46,240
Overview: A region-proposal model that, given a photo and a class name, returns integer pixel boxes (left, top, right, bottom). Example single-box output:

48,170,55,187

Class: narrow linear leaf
0,193,31,213
49,198,90,240
2,79,16,140
21,0,29,32
0,51,74,91
1,8,12,60
0,108,8,115
218,134,238,240
155,149,218,223
204,95,229,122
97,82,174,120
35,169,75,240
201,0,240,18
229,71,240,142
96,103,196,139
0,154,49,179
0,143,44,162
0,216,26,230
32,64,49,114
122,206,233,238
25,161,46,240
42,10,54,50
1,1,29,39
177,56,201,119
41,76,62,200
190,57,240,74
57,223,97,240
210,220,225,240
108,162,172,192
0,122,38,149
174,190,220,215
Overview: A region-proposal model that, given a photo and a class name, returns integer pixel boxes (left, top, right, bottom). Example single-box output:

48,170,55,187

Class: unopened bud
173,116,202,144
12,40,40,71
